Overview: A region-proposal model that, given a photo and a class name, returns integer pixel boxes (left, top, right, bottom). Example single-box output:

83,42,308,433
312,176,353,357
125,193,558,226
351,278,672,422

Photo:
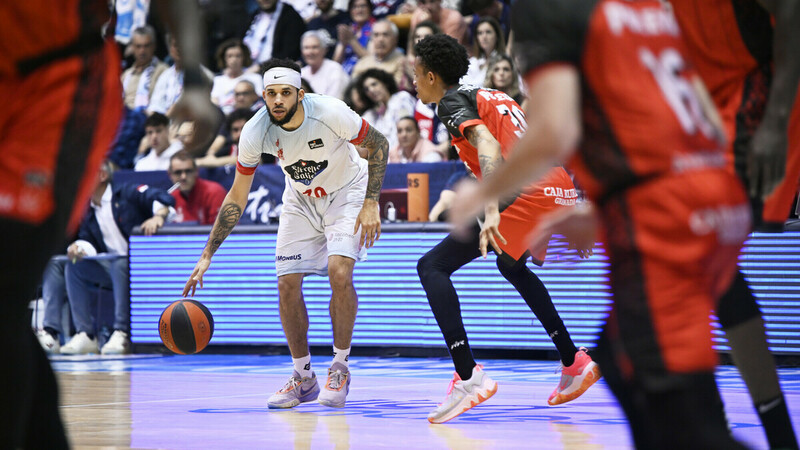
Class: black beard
268,100,299,126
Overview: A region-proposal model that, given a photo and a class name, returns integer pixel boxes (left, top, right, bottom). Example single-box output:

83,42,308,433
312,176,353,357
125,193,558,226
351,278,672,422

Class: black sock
550,326,577,367
757,396,799,449
43,327,59,339
445,333,476,381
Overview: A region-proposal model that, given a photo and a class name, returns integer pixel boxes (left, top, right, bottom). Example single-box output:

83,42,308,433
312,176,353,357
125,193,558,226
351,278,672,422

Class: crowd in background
110,0,521,174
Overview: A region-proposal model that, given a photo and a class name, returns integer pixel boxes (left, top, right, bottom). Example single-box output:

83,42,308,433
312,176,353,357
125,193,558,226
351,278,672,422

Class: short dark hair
414,34,469,86
356,68,398,110
348,0,373,15
145,112,169,129
169,150,196,169
215,39,253,71
397,116,419,131
227,108,255,129
260,58,301,74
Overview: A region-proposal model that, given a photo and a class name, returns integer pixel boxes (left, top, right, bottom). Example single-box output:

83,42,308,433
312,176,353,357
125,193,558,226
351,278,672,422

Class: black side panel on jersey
438,86,482,138
511,0,598,76
730,0,773,65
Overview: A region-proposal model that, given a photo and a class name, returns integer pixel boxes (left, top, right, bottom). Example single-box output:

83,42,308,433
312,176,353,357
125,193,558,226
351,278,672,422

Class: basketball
159,299,214,355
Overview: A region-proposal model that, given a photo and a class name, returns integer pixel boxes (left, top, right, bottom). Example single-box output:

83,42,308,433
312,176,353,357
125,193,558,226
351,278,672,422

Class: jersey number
302,187,328,198
495,104,527,138
639,47,716,138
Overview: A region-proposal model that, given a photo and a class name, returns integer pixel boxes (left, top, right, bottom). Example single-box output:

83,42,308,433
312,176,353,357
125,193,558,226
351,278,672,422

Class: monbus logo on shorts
276,254,302,261
543,187,578,206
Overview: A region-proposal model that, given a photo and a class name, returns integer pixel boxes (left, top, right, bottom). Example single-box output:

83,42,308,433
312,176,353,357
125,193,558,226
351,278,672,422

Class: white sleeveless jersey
237,93,369,196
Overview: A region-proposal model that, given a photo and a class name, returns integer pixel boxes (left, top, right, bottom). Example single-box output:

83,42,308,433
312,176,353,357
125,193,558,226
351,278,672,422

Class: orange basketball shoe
428,365,498,424
548,347,601,406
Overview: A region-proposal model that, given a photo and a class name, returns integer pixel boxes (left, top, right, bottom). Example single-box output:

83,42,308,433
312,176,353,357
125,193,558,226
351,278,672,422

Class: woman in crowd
210,39,263,115
333,0,375,74
357,68,416,149
461,16,504,86
483,54,525,107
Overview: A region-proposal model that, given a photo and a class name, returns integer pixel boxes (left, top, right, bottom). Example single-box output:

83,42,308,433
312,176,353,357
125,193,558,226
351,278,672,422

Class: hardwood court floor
52,354,800,449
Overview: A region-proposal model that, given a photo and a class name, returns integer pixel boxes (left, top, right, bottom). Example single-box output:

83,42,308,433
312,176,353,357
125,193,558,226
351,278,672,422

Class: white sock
332,346,351,368
293,355,312,378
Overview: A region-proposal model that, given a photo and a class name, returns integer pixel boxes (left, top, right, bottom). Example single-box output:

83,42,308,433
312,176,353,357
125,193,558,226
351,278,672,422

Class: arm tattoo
360,125,389,201
205,203,242,255
465,126,503,177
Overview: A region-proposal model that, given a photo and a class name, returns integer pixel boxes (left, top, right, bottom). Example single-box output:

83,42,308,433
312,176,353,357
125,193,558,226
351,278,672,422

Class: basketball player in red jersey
413,34,600,424
667,1,800,447
449,0,752,447
0,1,215,447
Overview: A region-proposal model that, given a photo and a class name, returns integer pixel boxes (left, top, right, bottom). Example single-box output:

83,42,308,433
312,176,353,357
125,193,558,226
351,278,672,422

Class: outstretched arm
354,124,389,249
463,124,508,258
183,171,254,296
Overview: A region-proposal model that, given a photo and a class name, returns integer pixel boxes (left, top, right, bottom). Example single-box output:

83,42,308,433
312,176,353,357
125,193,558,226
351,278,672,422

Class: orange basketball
159,299,214,355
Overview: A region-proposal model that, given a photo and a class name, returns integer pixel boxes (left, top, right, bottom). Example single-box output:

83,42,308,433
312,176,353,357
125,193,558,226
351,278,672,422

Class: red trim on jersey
236,161,257,175
457,118,485,137
350,118,370,145
523,62,578,88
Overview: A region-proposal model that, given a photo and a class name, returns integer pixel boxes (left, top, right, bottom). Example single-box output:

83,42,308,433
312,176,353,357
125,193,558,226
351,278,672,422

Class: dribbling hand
183,258,211,297
529,203,597,260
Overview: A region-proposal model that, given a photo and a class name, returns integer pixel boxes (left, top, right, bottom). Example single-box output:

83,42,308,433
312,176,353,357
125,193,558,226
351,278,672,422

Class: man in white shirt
183,58,389,410
243,0,306,71
55,161,174,355
300,30,350,99
148,33,214,116
135,112,184,171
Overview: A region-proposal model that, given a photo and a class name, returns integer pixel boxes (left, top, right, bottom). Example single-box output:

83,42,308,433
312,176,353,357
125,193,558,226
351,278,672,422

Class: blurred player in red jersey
413,34,600,424
667,1,800,447
0,1,215,447
449,0,754,447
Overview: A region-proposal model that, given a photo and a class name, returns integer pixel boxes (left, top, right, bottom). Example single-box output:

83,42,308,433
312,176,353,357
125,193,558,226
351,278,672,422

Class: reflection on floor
53,354,799,449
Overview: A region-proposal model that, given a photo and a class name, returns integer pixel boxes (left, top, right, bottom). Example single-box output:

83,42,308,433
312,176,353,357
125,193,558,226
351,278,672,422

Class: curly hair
215,39,253,71
414,34,469,86
356,68,398,110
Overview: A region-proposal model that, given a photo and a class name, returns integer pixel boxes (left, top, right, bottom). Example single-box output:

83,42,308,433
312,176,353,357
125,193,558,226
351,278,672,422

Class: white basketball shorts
275,168,368,277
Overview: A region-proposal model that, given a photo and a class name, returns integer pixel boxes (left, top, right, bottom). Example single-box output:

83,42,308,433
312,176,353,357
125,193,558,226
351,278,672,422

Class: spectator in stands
409,0,467,46
463,0,511,46
59,161,175,355
168,151,228,225
389,116,443,163
135,113,184,171
197,108,257,168
358,68,416,148
343,80,368,115
483,54,525,107
334,0,375,74
211,39,264,115
122,26,168,111
285,0,318,21
149,33,214,116
351,20,414,92
243,0,306,71
461,16,503,86
232,80,266,112
301,31,350,99
110,26,170,170
405,20,440,67
307,0,350,59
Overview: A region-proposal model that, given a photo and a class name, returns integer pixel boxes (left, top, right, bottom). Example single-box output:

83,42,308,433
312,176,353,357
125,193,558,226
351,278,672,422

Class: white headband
263,67,302,90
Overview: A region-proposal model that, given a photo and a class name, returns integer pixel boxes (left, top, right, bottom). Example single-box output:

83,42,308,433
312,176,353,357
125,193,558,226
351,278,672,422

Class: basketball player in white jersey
183,58,389,409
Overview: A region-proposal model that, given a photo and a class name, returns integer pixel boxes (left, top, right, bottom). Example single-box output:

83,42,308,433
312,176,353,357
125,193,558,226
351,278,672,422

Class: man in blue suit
40,161,175,355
